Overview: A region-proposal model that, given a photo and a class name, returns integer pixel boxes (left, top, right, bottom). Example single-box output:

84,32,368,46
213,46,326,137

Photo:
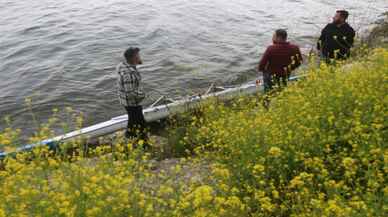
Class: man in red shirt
258,29,303,91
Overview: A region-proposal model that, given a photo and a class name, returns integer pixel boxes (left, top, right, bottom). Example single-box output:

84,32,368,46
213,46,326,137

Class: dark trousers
124,105,148,142
263,72,288,92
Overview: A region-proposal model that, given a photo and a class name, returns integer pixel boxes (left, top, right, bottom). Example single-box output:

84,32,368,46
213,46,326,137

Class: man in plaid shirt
117,47,148,143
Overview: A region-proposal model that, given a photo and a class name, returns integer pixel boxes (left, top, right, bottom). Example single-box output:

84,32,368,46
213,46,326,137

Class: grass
0,46,387,216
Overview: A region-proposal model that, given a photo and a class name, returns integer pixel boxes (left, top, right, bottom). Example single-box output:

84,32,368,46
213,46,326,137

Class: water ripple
0,0,387,134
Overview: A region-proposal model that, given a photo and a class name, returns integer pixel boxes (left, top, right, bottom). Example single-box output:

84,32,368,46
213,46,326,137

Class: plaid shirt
116,62,145,107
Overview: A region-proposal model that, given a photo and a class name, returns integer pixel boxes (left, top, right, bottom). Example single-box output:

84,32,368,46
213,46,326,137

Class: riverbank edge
363,12,388,48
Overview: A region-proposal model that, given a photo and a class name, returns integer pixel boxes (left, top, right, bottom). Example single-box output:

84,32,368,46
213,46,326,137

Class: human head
124,47,142,65
333,10,349,25
273,29,288,43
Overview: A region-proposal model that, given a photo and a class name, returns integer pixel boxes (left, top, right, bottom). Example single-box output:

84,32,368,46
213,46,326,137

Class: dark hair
336,10,349,20
124,47,140,61
275,29,288,40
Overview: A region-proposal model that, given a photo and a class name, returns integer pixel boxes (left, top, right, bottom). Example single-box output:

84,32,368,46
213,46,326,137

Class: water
0,0,387,135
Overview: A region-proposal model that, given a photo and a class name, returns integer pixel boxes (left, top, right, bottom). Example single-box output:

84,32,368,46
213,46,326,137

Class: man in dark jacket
258,29,303,91
317,10,356,61
117,47,148,143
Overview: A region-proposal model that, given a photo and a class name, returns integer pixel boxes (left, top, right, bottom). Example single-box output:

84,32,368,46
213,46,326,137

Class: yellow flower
213,167,230,178
145,204,154,214
259,196,275,212
1,138,11,145
289,176,304,189
342,157,355,169
90,176,98,183
268,147,282,157
138,140,144,146
225,196,244,210
253,164,265,174
191,185,214,208
272,190,280,199
86,207,101,217
158,186,174,196
383,186,388,196
0,208,6,217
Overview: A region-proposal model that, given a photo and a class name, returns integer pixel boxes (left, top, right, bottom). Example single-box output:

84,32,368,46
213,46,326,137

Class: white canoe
0,75,303,159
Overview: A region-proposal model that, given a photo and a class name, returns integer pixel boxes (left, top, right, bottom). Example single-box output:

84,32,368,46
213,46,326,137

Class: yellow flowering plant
0,48,387,217
179,48,387,216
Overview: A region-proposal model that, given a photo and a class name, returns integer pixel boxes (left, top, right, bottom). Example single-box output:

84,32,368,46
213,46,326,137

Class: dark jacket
317,23,355,59
259,42,303,77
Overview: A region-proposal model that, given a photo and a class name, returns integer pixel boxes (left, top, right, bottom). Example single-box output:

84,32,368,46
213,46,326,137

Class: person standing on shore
258,29,303,91
116,47,149,145
317,10,356,62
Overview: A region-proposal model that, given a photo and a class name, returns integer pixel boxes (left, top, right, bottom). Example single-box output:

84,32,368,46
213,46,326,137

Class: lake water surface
0,0,387,134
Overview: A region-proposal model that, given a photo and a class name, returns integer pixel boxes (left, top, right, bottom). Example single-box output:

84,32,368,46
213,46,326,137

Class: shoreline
363,12,388,47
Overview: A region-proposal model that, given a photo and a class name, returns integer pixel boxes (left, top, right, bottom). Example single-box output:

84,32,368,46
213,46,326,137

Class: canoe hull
0,76,302,159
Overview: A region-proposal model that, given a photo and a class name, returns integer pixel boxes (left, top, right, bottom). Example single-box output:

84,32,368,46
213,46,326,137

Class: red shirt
258,42,303,76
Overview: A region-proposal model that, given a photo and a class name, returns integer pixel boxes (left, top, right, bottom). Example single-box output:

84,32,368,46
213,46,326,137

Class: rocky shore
365,12,388,47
